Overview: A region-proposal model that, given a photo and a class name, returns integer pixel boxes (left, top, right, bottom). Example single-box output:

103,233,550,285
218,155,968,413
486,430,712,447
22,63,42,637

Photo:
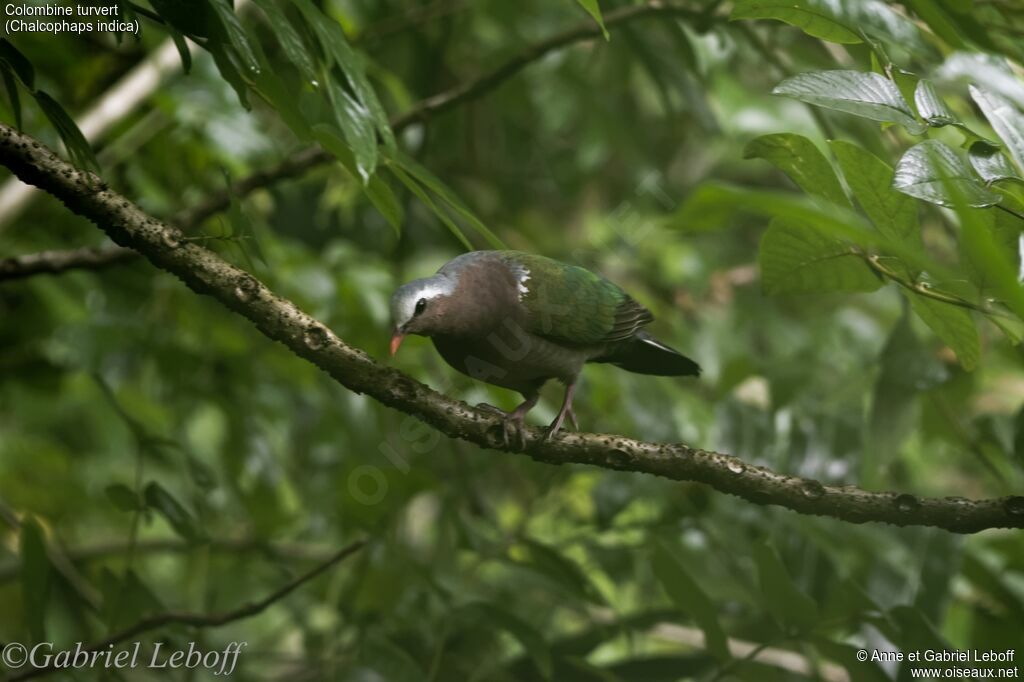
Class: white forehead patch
391,276,455,328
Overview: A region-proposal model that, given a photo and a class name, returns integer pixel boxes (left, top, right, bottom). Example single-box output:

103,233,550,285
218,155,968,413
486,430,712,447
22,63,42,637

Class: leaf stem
860,252,1014,319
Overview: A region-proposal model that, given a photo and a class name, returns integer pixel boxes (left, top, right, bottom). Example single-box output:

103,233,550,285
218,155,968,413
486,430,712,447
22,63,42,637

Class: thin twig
7,540,365,682
861,252,1014,319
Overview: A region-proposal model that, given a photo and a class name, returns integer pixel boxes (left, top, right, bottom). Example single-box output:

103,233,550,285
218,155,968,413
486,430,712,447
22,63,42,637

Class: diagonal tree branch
6,539,365,682
2,123,1023,534
0,1,705,281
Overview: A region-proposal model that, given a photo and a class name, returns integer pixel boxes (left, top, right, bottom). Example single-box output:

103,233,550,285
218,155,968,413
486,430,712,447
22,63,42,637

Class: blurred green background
1,0,1023,680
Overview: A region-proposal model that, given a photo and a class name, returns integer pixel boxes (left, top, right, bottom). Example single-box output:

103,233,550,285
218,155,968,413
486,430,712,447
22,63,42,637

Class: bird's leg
545,381,577,440
476,393,539,449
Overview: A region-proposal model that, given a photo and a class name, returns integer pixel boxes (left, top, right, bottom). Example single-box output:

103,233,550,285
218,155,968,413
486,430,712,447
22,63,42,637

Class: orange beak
389,330,405,357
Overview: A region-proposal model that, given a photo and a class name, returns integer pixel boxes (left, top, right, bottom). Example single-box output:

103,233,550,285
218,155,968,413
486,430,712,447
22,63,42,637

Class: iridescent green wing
501,252,653,346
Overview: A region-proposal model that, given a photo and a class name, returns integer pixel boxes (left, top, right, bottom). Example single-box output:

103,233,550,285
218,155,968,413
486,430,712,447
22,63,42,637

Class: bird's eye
414,298,427,315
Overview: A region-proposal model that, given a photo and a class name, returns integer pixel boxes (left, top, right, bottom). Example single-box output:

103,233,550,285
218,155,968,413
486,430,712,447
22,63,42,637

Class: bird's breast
432,326,592,395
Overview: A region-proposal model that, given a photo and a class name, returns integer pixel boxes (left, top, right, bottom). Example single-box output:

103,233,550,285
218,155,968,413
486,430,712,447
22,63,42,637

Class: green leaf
0,38,35,89
651,543,730,661
209,43,251,109
312,124,403,233
461,602,553,679
254,66,312,141
970,86,1024,175
143,481,203,542
1,63,21,130
20,517,51,641
33,90,99,172
830,140,919,245
957,206,1024,320
731,0,861,44
744,133,850,207
772,70,926,134
105,483,144,512
893,140,1001,208
166,26,192,74
293,0,395,150
913,79,957,127
511,539,605,605
903,0,964,48
867,313,949,483
968,142,1022,185
251,0,316,81
936,52,1024,110
208,0,260,73
575,0,609,40
385,148,504,248
325,79,377,181
759,218,881,295
388,162,472,250
907,292,979,370
753,543,819,631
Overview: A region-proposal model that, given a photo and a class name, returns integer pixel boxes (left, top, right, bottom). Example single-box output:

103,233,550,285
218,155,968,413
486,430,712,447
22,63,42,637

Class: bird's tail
593,329,704,376
593,331,700,377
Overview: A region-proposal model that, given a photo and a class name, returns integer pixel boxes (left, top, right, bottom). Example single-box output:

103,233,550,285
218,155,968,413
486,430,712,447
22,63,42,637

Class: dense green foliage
2,0,1024,680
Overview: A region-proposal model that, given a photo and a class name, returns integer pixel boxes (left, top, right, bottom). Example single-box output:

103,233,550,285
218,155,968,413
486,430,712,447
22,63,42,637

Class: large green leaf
830,140,919,245
970,86,1024,174
675,183,963,285
913,79,957,127
893,140,1001,208
957,206,1024,320
731,0,861,44
731,0,926,52
935,52,1024,109
772,70,926,134
651,543,730,661
907,293,979,370
753,543,819,631
744,133,850,207
759,218,881,295
968,142,1022,185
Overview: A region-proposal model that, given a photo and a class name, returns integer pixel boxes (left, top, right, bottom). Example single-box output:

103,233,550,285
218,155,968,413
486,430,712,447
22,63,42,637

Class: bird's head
389,275,456,355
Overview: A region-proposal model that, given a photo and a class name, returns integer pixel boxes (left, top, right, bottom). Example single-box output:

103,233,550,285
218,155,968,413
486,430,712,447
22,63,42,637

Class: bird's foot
476,403,529,450
544,406,579,441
